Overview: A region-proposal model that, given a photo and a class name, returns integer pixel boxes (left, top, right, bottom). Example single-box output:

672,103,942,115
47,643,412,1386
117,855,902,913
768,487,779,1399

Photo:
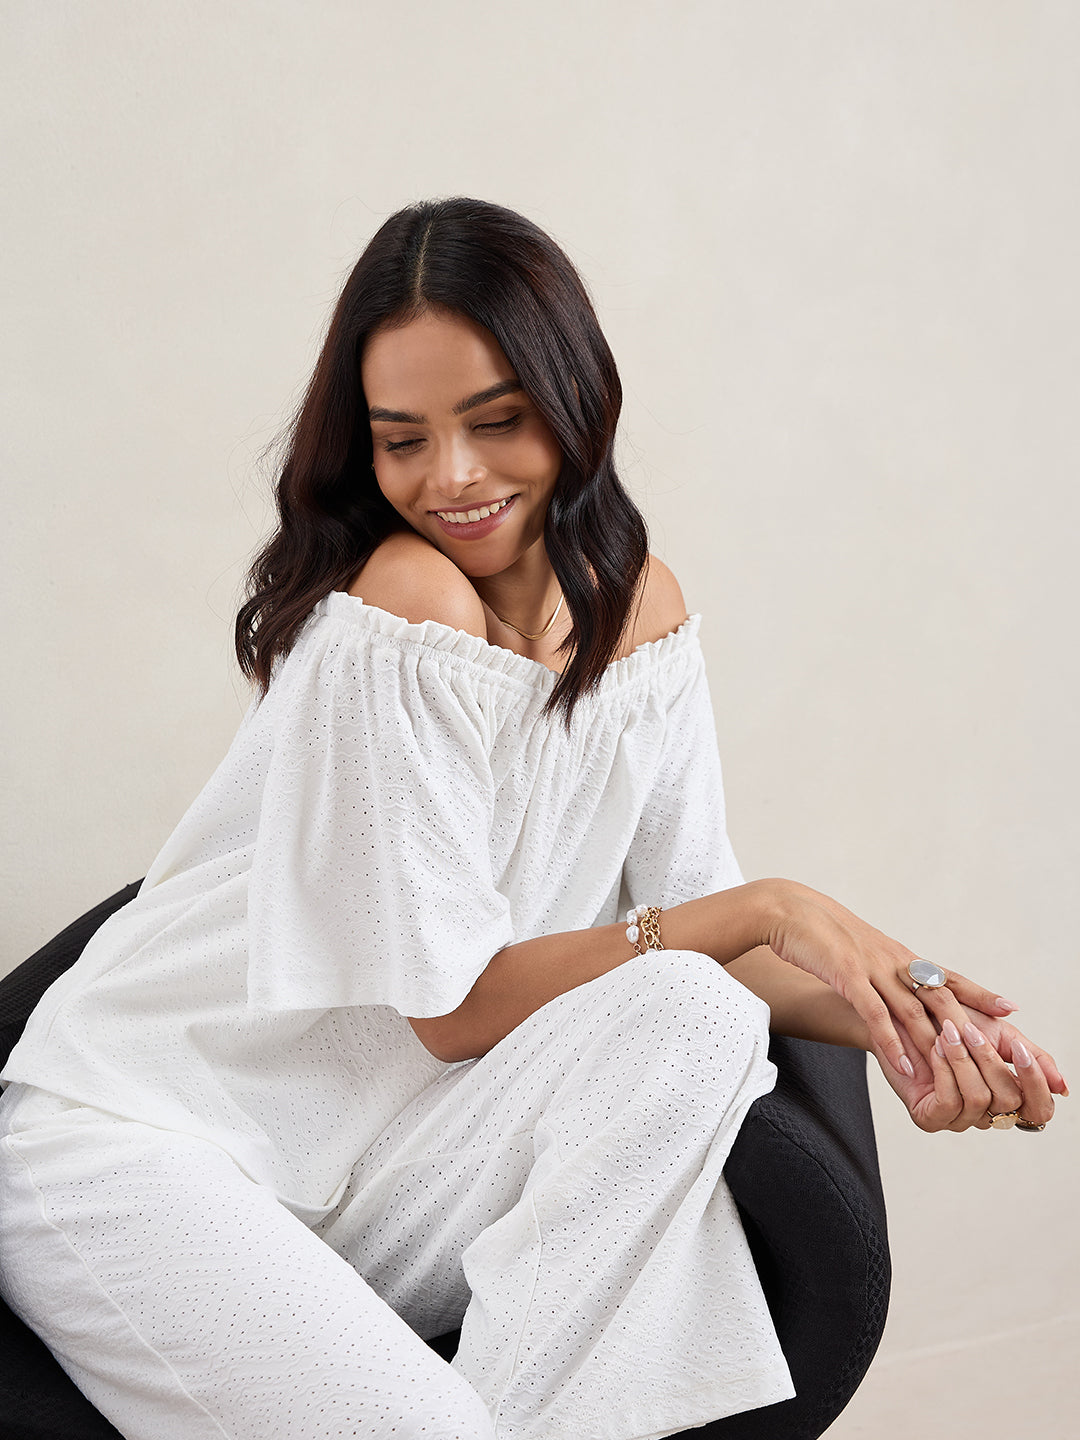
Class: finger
918,989,1026,1113
916,988,1028,1105
1009,1037,1056,1128
956,1006,1069,1098
916,976,1016,1045
910,1036,973,1133
874,1023,957,1133
990,1025,1069,1098
887,975,959,1070
925,1038,967,1130
937,969,1020,1017
952,1019,1024,1117
854,983,916,1080
1019,1042,1069,1098
936,1021,994,1132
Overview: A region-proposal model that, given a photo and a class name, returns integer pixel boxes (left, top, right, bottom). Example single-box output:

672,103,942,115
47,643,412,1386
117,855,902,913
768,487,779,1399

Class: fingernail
900,1054,915,1078
995,997,1020,1012
943,1019,962,1045
1013,1040,1033,1068
963,1022,986,1047
935,1035,946,1058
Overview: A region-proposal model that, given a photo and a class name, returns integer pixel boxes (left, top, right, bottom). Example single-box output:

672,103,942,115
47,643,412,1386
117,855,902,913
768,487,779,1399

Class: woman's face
362,308,563,579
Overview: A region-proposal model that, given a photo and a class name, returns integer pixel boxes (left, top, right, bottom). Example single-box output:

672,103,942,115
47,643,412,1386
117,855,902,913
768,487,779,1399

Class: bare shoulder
629,553,689,650
346,531,487,639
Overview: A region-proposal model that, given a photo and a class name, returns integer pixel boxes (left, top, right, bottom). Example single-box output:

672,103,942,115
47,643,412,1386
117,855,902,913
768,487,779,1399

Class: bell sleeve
246,620,515,1018
620,640,745,912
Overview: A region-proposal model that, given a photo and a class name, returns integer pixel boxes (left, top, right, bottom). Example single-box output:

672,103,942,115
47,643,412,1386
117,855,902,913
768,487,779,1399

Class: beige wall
3,1,1077,1432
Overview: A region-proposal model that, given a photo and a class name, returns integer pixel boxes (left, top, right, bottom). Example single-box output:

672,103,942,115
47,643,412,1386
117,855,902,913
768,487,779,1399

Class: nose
434,433,487,496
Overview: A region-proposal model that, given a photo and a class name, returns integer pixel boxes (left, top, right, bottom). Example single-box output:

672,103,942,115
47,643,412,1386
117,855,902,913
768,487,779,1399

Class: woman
0,197,1064,1440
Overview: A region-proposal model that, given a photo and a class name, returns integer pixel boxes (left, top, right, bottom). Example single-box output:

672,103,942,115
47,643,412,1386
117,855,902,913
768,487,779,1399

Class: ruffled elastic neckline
314,591,702,693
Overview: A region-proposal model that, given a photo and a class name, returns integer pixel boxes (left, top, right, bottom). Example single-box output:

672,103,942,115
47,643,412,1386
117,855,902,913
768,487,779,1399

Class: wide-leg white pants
0,950,796,1440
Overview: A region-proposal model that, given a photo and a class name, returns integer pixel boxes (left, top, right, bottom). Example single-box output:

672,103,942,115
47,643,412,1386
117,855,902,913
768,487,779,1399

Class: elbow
407,1012,484,1064
407,962,504,1062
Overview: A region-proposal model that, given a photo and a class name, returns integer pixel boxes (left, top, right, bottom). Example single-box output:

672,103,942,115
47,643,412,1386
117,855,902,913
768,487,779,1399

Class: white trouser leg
315,949,796,1440
0,1083,495,1440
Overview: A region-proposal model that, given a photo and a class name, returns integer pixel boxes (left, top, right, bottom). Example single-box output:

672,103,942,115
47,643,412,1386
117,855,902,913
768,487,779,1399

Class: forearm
409,882,779,1062
726,946,872,1049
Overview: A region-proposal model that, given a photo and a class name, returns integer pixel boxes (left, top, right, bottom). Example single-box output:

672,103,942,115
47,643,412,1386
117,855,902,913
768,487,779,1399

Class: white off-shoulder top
3,592,744,1218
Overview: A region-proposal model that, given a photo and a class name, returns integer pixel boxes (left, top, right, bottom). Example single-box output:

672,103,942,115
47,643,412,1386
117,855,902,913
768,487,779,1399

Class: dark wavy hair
235,196,649,728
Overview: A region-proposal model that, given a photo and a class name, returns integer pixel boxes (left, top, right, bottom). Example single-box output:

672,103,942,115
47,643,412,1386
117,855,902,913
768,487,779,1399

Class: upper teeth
436,498,511,524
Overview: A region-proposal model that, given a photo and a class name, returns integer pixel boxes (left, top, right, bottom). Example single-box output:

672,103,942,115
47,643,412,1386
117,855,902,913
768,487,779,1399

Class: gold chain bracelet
625,905,665,955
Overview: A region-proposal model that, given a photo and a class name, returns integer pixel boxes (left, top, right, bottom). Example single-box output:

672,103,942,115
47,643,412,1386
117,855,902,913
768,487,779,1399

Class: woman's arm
408,885,771,1062
410,918,874,1062
409,877,1003,1069
410,878,1064,1135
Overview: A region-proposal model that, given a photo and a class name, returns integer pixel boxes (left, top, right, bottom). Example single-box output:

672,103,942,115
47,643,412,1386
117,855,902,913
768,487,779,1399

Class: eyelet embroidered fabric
0,593,796,1438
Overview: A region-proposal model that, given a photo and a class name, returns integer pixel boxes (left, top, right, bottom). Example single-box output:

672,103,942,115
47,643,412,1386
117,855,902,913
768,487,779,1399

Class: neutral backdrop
3,2,1077,1435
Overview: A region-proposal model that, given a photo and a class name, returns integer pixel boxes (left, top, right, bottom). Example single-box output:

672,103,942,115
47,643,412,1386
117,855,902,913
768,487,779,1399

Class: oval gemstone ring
908,959,947,993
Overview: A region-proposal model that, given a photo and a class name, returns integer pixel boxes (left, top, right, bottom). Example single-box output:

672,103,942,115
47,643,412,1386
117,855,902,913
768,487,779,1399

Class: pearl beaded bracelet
625,904,665,955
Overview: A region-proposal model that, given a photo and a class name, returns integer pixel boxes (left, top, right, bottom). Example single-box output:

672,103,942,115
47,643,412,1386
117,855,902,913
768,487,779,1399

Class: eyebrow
367,379,524,425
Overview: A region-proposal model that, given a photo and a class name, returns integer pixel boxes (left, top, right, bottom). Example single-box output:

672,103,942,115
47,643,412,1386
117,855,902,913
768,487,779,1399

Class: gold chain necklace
490,592,565,641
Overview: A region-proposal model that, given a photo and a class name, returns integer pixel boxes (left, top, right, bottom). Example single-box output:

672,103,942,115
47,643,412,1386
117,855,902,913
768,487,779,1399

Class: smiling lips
433,496,515,524
429,494,518,540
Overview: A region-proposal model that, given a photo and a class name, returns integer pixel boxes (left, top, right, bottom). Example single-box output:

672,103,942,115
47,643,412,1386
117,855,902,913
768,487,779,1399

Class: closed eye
380,414,523,454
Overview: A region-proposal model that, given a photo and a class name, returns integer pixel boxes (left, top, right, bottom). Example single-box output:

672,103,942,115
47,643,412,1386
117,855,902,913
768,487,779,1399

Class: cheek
514,429,563,484
371,466,411,504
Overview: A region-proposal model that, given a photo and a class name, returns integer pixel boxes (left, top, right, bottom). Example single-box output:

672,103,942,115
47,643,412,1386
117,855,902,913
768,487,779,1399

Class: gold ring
1014,1118,1048,1132
985,1109,1020,1130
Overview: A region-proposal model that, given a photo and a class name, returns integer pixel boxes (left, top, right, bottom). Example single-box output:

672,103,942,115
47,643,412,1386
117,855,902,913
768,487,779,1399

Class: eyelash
380,415,523,454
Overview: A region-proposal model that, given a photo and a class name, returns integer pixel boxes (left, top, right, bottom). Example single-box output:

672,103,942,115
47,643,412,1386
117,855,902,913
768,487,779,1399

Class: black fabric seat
0,884,891,1440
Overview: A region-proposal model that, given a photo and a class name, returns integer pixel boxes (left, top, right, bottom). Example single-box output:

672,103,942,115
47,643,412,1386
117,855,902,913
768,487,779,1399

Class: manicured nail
963,1022,986,1047
935,1035,946,1058
1013,1040,1033,1068
995,997,1020,1012
899,1054,915,1078
943,1019,962,1045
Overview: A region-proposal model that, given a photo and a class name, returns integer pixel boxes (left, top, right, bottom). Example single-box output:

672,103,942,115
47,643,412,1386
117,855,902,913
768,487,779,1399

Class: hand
957,1004,1067,1103
868,1010,1062,1132
762,879,1017,1081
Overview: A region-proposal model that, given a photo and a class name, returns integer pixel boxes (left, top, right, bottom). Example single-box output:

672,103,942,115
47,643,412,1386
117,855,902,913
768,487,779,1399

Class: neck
470,543,562,632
